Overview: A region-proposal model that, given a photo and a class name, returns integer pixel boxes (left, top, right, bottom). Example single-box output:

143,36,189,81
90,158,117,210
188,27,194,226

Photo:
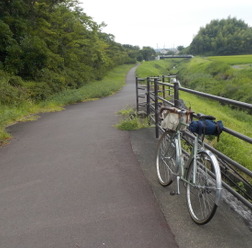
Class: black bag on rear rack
188,119,224,136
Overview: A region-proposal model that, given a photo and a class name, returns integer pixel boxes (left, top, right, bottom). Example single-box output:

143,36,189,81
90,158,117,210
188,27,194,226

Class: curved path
0,66,178,248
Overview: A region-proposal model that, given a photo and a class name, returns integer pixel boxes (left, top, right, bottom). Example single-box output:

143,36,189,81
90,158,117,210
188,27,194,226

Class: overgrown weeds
0,64,134,144
115,108,150,131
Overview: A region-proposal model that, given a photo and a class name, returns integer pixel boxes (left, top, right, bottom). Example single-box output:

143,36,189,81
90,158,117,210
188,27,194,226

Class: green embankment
208,54,252,65
0,64,133,144
136,58,252,172
178,57,252,103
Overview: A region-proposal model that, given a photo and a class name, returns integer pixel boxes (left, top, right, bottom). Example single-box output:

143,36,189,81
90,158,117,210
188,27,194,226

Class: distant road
0,66,179,248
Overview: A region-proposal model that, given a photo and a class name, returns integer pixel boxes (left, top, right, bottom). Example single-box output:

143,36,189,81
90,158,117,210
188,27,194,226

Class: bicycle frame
173,129,222,206
173,129,204,195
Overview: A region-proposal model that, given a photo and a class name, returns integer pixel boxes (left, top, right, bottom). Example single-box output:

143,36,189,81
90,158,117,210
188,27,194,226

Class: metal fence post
146,77,150,116
154,78,159,138
174,81,179,108
136,77,139,113
162,75,166,99
168,76,172,96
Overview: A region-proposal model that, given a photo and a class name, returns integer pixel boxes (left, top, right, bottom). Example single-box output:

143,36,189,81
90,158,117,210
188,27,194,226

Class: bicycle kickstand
170,176,181,196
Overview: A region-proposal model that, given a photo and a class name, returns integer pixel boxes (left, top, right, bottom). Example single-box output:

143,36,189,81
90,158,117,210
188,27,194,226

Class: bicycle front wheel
186,151,222,224
156,131,179,186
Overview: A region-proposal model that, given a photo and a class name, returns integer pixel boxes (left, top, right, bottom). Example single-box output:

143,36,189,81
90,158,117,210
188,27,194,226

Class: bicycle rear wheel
156,131,179,186
186,151,222,224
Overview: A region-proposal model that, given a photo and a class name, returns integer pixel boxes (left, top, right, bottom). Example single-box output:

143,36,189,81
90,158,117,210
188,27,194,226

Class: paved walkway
0,66,178,248
1,66,251,248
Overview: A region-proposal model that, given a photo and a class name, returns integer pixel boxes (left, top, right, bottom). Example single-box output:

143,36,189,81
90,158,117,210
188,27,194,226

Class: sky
79,0,252,49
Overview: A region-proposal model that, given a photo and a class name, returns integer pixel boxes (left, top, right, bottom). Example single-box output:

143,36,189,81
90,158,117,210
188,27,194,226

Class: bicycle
156,106,222,225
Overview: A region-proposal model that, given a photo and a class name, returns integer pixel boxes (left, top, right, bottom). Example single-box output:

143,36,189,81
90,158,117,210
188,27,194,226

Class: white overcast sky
79,0,252,49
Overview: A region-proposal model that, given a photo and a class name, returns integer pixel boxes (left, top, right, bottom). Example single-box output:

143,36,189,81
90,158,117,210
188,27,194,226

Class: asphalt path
0,66,178,248
0,66,251,248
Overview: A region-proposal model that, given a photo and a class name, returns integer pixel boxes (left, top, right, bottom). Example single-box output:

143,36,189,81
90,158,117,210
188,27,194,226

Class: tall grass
0,64,134,144
41,64,133,107
115,108,149,131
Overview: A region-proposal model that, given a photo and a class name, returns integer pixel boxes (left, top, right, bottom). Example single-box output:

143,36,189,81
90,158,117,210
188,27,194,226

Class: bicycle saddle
197,113,216,120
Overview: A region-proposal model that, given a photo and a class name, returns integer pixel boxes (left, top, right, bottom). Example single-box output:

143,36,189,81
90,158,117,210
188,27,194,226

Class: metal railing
135,75,252,211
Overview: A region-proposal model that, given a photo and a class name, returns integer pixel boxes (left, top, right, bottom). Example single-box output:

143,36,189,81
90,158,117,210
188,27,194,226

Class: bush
0,73,28,105
23,81,52,101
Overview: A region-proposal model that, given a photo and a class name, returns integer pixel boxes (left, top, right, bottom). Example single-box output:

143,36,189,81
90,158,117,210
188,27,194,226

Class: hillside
177,56,252,104
136,57,252,171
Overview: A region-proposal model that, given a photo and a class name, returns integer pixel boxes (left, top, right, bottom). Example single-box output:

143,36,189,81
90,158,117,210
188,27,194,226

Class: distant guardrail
136,75,252,211
156,55,194,60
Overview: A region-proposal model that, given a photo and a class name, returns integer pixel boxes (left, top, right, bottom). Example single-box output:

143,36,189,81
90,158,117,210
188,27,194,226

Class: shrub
0,75,28,105
23,81,52,101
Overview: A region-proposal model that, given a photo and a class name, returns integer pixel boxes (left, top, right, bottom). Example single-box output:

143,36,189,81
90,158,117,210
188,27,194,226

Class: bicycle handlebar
160,107,216,121
159,106,193,115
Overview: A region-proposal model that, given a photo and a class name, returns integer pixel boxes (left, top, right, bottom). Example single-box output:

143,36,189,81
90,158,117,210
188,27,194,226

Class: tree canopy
189,17,252,56
0,0,150,101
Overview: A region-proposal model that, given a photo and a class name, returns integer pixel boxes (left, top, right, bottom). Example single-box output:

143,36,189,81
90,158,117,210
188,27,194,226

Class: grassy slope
136,59,252,171
0,64,134,144
208,54,252,65
180,92,252,171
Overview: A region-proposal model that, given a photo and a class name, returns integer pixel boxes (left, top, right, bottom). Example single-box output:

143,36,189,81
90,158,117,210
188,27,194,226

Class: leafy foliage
0,64,133,144
0,0,151,103
189,17,252,55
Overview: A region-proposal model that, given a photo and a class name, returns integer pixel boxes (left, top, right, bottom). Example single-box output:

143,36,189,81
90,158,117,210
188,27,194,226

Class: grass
177,56,252,103
136,59,179,77
136,58,252,172
0,64,134,145
41,64,133,107
180,92,252,171
115,108,149,131
208,54,252,65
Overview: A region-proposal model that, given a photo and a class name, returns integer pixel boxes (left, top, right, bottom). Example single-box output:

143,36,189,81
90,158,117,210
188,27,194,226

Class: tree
140,47,156,61
189,17,252,55
0,0,144,101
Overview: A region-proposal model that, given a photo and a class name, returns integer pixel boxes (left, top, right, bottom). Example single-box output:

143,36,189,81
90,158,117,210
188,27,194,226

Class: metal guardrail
135,75,252,211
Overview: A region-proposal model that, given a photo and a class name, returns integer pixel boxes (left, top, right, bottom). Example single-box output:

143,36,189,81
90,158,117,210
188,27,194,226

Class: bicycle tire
156,130,179,186
186,150,222,224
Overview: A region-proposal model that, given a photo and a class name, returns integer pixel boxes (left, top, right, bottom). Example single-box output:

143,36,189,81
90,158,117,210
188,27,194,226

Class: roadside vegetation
0,0,157,145
0,64,133,144
116,108,149,131
136,57,252,171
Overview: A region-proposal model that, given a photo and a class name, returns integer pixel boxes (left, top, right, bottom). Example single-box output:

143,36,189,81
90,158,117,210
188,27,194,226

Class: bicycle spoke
156,131,178,186
186,151,221,224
